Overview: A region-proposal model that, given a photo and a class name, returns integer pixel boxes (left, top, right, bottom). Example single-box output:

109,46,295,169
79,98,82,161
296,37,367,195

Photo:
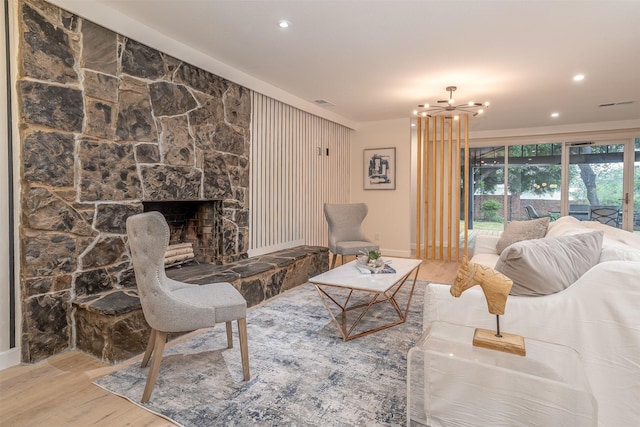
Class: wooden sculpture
451,257,526,356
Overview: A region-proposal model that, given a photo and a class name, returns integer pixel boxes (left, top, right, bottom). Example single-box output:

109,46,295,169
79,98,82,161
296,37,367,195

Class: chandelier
413,86,489,119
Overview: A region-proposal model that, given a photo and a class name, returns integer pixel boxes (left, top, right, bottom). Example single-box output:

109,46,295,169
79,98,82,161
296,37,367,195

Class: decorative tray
355,259,395,274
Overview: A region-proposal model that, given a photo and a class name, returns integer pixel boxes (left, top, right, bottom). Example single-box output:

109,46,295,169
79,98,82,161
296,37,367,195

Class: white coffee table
309,257,422,341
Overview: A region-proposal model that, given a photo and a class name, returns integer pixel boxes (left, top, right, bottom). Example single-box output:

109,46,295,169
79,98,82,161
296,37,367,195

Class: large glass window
466,143,562,229
508,143,562,221
568,143,625,227
467,147,505,232
461,138,638,239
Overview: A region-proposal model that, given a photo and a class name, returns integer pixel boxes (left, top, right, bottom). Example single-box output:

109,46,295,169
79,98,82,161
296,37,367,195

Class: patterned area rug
94,281,428,426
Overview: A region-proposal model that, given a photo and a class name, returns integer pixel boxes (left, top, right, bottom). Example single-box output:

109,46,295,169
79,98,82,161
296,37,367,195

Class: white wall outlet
374,232,380,240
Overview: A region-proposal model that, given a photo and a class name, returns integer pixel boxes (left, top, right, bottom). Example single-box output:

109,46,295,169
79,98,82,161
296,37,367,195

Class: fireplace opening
143,200,223,265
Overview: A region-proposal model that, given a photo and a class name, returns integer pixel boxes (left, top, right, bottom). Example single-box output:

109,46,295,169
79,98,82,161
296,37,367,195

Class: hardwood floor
0,258,458,426
414,258,459,284
0,350,175,426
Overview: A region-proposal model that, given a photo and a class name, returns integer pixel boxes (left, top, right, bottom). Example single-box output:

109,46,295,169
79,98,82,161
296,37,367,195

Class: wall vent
598,100,636,107
314,99,335,107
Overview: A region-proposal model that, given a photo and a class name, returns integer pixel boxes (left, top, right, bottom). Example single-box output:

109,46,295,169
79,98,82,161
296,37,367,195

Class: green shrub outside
480,199,503,223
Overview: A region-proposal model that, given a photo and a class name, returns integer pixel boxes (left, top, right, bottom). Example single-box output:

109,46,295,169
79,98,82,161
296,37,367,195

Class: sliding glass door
565,140,638,231
464,138,639,237
508,143,562,221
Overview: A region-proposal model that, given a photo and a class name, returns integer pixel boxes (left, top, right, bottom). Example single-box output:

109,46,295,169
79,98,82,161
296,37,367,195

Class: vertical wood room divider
415,115,470,260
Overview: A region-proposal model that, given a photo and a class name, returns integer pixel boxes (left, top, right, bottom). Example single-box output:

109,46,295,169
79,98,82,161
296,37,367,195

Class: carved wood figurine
450,256,513,315
451,256,526,356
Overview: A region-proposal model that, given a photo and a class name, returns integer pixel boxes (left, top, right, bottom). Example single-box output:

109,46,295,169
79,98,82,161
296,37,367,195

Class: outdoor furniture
524,205,550,220
324,203,379,269
590,205,620,228
126,211,250,402
569,204,591,221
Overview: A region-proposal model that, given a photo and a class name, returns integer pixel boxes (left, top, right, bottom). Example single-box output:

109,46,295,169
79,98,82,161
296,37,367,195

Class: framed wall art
364,147,395,190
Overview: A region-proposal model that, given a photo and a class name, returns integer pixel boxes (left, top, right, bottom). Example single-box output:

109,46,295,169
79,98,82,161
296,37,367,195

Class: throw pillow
495,231,603,296
496,217,550,254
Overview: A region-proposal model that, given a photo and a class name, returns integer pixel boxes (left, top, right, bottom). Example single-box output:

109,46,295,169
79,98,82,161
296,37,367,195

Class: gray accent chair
126,211,249,403
324,203,379,269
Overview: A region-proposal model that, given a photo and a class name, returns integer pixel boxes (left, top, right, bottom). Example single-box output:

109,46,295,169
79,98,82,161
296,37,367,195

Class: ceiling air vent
598,100,637,107
314,99,335,107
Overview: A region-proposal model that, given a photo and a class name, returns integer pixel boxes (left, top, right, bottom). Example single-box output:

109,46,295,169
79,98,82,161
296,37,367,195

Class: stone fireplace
17,0,251,362
143,200,223,264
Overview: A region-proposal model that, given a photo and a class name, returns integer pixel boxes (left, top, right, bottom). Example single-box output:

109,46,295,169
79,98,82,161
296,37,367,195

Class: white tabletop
309,257,422,293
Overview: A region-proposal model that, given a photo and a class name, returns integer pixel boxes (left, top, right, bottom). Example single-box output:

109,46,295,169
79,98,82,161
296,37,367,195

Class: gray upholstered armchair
323,203,379,268
126,211,249,402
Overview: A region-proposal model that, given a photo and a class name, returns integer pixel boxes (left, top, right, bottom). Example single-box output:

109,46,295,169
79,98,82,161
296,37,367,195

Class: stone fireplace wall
17,0,251,362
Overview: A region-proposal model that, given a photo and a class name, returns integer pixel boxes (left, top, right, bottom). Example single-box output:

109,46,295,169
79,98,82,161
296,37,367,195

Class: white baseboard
0,347,20,371
409,243,467,260
380,248,412,258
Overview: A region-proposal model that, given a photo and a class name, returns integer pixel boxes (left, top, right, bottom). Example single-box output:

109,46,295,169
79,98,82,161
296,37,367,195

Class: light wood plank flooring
0,259,458,426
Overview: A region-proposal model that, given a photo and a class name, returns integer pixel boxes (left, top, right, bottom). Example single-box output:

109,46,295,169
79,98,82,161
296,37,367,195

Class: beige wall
350,118,412,258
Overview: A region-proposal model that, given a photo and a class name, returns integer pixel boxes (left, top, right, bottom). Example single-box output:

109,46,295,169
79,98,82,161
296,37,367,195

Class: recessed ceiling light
573,74,585,81
551,112,560,118
278,20,290,29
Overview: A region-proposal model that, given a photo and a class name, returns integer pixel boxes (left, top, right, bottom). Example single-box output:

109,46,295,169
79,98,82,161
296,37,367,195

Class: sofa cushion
470,253,501,269
600,245,640,262
496,217,550,254
545,215,590,238
495,231,603,296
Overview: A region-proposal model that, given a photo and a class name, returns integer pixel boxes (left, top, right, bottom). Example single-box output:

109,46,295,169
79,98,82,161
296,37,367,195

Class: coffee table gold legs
314,267,420,341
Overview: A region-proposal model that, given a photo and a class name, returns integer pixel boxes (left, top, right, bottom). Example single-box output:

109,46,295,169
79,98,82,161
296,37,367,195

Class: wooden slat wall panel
415,115,469,260
250,93,350,255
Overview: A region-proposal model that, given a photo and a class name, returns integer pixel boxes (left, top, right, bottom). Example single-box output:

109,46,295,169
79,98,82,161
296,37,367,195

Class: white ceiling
70,1,640,132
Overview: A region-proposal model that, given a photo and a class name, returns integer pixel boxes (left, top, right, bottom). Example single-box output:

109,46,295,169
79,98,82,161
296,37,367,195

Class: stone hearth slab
73,245,328,363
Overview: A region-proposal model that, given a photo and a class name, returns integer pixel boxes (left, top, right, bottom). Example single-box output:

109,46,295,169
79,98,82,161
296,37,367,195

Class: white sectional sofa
423,216,640,427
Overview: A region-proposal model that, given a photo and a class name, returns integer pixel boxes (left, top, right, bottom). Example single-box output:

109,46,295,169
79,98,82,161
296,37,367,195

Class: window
508,143,561,221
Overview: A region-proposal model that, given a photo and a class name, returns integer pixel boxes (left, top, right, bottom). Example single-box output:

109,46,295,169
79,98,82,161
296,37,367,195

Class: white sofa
423,216,640,427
